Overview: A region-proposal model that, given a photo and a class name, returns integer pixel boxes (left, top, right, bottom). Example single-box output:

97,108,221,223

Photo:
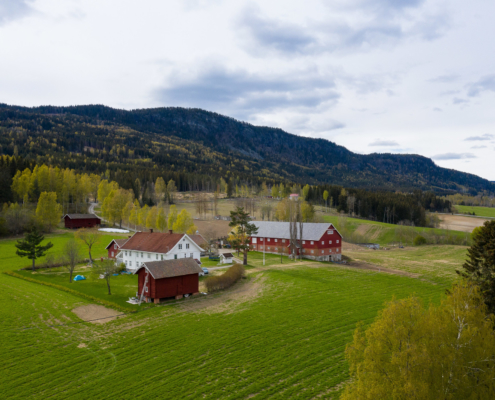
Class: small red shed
134,258,203,304
64,214,101,229
105,239,128,259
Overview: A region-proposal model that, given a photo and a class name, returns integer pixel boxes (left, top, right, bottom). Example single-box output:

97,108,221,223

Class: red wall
137,269,199,300
64,217,101,229
108,242,120,259
249,225,342,256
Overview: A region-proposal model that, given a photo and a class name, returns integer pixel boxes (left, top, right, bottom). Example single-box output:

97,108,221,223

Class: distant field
323,215,470,246
455,205,495,218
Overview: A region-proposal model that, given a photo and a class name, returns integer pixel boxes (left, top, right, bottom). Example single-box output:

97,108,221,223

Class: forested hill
0,103,493,194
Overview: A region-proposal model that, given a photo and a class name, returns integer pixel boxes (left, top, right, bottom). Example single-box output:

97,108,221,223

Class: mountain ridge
0,103,492,194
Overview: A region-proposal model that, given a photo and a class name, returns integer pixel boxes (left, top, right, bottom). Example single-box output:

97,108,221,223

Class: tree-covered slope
0,103,492,194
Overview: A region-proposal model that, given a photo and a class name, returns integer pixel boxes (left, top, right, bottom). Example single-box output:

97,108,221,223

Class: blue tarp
112,273,119,276
74,275,86,281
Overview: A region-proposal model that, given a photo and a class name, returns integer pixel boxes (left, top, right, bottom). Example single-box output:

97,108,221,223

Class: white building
115,229,203,272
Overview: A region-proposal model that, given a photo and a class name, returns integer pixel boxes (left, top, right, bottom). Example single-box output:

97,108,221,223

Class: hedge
204,264,245,292
3,271,132,313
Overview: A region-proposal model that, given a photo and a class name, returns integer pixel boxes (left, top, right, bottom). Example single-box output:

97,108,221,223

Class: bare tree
74,228,101,265
62,239,82,282
92,259,120,295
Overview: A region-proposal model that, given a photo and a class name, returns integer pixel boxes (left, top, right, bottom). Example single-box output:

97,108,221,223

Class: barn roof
63,214,101,220
120,231,184,253
136,258,203,279
250,221,341,241
105,238,129,250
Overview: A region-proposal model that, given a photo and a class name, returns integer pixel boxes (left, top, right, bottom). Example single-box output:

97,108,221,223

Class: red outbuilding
64,214,101,229
134,258,203,304
106,239,128,259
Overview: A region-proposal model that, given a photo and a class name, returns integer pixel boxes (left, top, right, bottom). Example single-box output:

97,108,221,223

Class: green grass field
323,215,470,246
0,232,466,399
455,205,495,218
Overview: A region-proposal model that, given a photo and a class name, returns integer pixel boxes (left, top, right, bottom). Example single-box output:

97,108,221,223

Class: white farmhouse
115,229,203,272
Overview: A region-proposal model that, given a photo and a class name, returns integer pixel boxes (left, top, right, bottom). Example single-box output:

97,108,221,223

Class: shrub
413,235,427,246
204,263,245,292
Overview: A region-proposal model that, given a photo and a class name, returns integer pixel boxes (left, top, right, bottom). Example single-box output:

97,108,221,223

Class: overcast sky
1,0,494,180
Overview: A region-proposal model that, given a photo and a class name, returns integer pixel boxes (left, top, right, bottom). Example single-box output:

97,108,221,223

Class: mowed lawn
1,235,465,399
455,205,495,218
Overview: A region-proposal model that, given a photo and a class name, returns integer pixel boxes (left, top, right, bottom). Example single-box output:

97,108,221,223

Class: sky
1,0,494,180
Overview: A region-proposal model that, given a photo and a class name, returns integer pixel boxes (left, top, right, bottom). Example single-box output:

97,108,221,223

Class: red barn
249,221,343,262
64,214,101,229
105,239,129,259
134,258,203,304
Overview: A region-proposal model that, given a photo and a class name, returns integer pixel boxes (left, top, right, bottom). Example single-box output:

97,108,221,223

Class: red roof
120,231,184,254
189,234,207,247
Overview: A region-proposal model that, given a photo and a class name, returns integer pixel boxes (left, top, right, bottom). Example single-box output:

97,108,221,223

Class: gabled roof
63,213,101,220
250,221,342,241
222,253,234,258
135,258,203,279
105,238,129,250
189,234,207,247
120,231,184,254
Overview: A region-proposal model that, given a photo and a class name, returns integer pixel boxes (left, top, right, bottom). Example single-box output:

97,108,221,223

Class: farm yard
0,225,467,399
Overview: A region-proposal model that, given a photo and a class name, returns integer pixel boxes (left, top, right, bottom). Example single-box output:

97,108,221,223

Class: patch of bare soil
72,304,123,324
342,260,420,279
438,214,489,233
179,274,267,315
194,219,231,238
342,241,371,251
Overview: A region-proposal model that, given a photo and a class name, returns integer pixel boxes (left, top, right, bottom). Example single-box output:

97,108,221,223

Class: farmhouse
134,258,203,303
64,214,101,229
249,221,343,262
117,229,203,272
106,239,128,259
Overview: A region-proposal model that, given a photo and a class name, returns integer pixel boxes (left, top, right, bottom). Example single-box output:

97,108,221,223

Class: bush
413,235,427,246
204,263,245,292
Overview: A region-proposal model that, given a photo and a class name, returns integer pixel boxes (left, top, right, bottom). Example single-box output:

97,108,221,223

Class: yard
0,230,467,399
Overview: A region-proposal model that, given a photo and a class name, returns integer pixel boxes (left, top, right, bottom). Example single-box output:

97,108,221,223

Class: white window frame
141,252,143,258
179,244,182,250
267,238,270,242
148,253,151,259
336,240,340,244
190,253,193,258
310,241,314,245
311,250,314,254
114,244,117,249
321,241,324,245
252,238,257,244
161,255,164,260
302,240,305,244
329,240,332,244
328,230,333,234
186,243,189,249
321,250,324,254
282,239,285,243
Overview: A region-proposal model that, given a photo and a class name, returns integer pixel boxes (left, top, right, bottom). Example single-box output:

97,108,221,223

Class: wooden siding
64,216,101,229
137,269,199,300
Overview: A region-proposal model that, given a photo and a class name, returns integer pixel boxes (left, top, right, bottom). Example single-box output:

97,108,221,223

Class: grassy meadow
455,205,495,218
0,222,467,399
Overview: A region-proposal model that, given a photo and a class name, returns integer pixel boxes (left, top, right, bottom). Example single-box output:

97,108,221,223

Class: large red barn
249,221,343,262
64,214,101,229
134,258,203,303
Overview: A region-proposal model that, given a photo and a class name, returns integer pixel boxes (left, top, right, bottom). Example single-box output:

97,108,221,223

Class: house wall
122,235,201,272
64,217,101,229
249,226,342,261
107,242,120,259
137,269,199,299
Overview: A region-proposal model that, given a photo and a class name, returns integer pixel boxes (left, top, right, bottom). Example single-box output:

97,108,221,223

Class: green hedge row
3,271,133,313
204,264,246,292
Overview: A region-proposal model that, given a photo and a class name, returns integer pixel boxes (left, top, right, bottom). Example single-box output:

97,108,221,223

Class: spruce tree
15,228,54,271
458,220,495,313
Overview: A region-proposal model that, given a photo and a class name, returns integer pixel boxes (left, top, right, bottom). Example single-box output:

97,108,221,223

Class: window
179,244,182,250
252,238,257,244
190,253,193,258
310,241,314,245
125,260,128,266
267,238,270,242
329,249,332,253
125,251,128,256
111,251,114,257
129,251,132,256
145,286,148,293
275,239,278,242
302,240,305,244
186,243,189,249
114,244,117,249
328,230,333,234
130,261,132,266
321,241,324,245
260,246,263,250
174,254,178,259
329,241,332,244
156,254,158,260
161,255,164,260
321,250,324,254
141,252,143,258
260,238,264,242
268,246,270,250
282,239,285,243
311,250,314,254
336,240,340,244
337,248,339,252
148,253,151,258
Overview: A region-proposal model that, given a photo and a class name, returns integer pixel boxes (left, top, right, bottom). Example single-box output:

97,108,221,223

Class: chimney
169,229,173,234
150,229,153,233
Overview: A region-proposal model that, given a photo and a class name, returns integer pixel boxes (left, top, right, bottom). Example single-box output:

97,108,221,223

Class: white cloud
432,153,477,160
369,139,400,146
